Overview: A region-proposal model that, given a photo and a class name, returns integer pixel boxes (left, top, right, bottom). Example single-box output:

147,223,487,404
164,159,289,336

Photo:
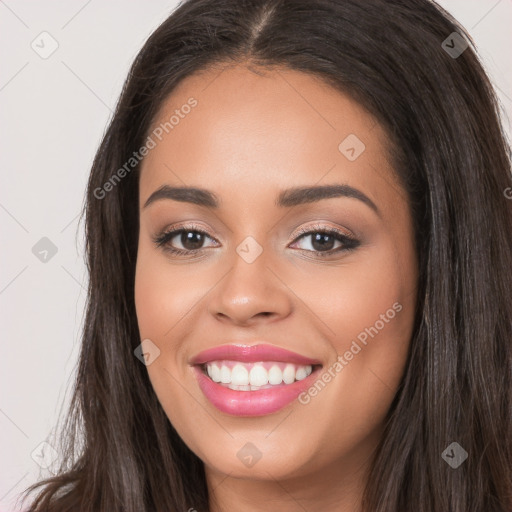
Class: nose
207,247,293,327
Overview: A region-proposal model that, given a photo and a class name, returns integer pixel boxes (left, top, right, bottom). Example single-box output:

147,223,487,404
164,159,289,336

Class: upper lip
189,343,323,366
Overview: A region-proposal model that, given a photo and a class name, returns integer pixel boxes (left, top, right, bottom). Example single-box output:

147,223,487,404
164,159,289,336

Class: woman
21,0,512,510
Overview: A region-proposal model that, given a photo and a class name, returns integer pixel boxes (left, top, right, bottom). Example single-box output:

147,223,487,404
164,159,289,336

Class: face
134,62,418,491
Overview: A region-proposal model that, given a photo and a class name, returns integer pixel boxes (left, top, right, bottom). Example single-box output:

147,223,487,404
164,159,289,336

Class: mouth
190,343,323,416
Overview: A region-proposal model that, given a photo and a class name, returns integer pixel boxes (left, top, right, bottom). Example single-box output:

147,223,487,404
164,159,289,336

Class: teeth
282,364,295,384
295,366,309,380
220,365,231,384
268,365,283,385
209,364,221,383
205,361,314,389
231,364,249,385
249,365,268,386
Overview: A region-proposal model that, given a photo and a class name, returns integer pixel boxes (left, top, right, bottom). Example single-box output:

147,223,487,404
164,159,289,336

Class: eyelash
152,222,360,258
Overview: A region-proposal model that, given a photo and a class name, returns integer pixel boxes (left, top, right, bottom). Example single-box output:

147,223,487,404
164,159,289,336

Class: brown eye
174,230,207,251
290,226,360,257
153,225,218,256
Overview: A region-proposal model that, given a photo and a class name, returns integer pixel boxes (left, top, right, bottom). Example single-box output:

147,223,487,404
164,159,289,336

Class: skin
134,61,418,512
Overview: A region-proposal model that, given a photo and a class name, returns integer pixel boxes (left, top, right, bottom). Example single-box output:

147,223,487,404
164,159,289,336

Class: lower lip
192,365,320,416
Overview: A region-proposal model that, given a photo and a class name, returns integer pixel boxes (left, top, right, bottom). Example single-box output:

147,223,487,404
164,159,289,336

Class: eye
289,224,360,257
152,223,218,256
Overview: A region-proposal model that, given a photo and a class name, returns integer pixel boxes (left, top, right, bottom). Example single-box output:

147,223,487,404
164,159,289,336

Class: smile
190,343,323,416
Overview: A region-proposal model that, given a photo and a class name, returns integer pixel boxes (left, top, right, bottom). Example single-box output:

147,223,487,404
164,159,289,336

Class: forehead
139,62,398,208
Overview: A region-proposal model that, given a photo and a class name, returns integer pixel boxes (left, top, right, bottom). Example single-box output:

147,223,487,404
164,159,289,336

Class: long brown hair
21,0,512,510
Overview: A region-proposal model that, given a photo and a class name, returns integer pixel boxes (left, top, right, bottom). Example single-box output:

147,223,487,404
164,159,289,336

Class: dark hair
20,0,512,510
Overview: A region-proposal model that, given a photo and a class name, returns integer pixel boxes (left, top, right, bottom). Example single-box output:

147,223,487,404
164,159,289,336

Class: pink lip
189,343,322,366
189,343,323,416
192,365,321,416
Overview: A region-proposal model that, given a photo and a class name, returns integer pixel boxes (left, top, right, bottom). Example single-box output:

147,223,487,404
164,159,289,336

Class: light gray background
1,1,511,509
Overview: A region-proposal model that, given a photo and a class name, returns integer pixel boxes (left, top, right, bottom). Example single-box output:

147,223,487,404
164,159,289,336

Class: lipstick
190,344,322,416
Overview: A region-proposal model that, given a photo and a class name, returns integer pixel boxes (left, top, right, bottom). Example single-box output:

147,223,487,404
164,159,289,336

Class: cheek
289,243,414,355
133,248,204,443
134,246,189,390
290,243,415,424
134,243,205,342
133,242,221,408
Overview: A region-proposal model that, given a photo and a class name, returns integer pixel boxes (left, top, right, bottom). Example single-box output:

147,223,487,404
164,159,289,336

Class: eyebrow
143,184,380,215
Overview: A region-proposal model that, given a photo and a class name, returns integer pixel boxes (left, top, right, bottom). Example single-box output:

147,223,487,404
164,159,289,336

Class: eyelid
290,222,356,240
